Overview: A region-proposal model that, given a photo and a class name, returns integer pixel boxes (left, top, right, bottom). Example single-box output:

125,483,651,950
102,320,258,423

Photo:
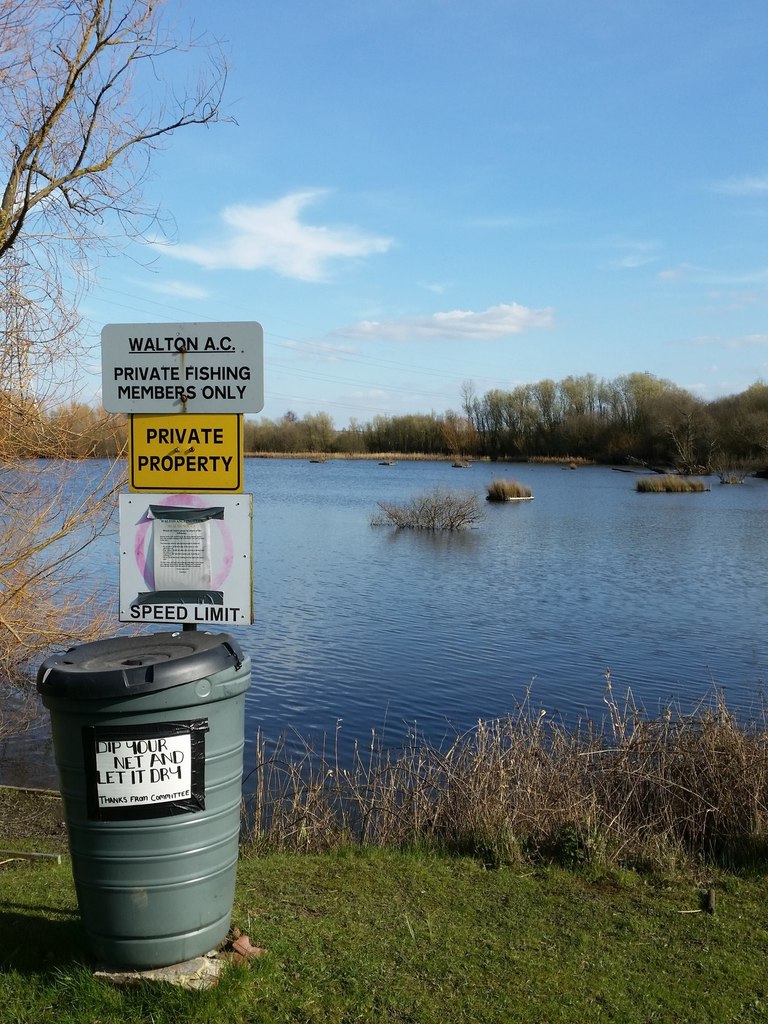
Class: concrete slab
95,951,223,990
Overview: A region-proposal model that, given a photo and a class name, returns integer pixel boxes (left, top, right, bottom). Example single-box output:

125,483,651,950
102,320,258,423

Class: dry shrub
372,488,482,530
0,458,123,737
243,686,768,871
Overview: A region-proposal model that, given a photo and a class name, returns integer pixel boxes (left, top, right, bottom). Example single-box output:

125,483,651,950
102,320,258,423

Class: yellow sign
129,414,243,493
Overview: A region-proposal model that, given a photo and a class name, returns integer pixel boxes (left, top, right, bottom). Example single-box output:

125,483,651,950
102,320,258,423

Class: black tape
149,505,224,523
132,590,224,606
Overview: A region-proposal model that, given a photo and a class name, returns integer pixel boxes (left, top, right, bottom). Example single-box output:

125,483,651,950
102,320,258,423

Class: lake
2,457,767,789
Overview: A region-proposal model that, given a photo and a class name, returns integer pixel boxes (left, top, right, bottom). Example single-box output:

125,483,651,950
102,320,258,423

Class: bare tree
441,409,476,459
0,0,226,260
0,0,228,733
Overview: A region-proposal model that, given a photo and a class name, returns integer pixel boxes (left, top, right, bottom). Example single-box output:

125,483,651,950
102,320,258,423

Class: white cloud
336,302,555,342
726,334,768,349
710,174,768,196
682,333,768,350
468,213,560,229
418,280,454,295
683,335,721,347
156,190,393,282
145,280,210,300
613,254,658,269
279,339,358,362
658,264,694,281
605,239,660,269
657,263,768,289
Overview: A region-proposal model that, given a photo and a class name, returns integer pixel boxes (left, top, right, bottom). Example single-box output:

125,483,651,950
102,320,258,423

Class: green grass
3,846,768,1023
636,474,708,492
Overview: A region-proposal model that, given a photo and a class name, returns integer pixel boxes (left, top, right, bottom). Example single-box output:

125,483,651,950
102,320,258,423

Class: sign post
102,320,262,628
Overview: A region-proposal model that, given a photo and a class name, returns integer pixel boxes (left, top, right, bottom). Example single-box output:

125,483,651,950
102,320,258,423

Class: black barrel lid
36,632,244,699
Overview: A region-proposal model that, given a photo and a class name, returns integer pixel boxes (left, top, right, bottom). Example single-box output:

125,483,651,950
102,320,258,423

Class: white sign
95,733,193,809
119,492,253,624
153,515,212,591
101,321,264,413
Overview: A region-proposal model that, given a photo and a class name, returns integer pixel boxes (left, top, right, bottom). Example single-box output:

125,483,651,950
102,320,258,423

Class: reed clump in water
527,456,593,466
636,475,708,493
485,478,532,502
244,686,768,872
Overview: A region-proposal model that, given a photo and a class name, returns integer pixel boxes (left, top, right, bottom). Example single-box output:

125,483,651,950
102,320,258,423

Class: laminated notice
154,516,211,591
149,504,223,592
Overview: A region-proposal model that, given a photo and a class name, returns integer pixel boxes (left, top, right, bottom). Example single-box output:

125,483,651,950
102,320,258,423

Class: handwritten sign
95,734,192,805
84,721,208,819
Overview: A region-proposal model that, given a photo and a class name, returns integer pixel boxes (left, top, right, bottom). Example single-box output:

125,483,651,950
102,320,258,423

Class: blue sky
84,0,768,426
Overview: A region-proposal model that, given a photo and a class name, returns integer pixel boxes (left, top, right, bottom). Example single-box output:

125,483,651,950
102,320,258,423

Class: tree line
246,372,768,474
16,371,768,475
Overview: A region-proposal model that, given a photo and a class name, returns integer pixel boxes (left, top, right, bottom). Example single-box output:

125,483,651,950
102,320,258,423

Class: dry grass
717,470,747,485
527,456,594,466
243,684,768,871
0,785,65,843
485,478,532,501
636,475,708,493
246,452,456,462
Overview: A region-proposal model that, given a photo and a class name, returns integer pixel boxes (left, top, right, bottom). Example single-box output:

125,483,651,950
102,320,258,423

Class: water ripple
3,460,767,787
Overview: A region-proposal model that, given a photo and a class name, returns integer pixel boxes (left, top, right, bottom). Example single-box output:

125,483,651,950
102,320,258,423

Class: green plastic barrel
37,631,251,969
